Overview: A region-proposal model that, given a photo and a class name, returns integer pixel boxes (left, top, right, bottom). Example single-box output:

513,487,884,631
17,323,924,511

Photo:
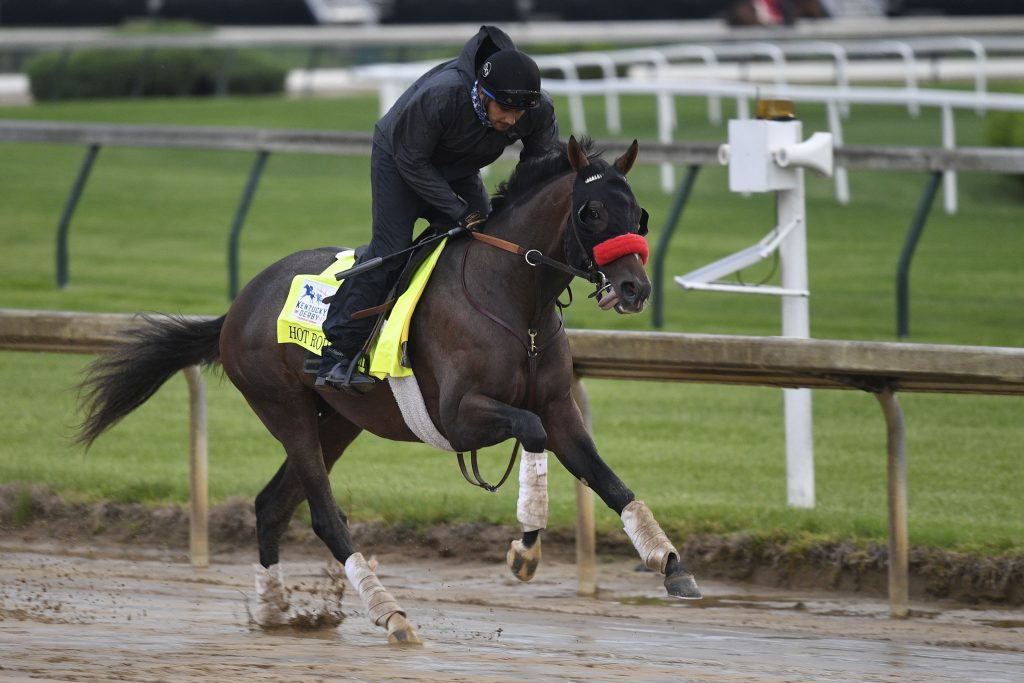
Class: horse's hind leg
543,397,702,600
252,410,363,627
247,393,420,643
255,411,362,568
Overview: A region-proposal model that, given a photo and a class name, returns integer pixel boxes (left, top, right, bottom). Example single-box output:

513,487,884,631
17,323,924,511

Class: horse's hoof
386,613,422,646
664,570,703,600
506,538,541,582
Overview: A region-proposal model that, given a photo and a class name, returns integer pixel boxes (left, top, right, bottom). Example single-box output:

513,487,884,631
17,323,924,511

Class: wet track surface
0,540,1021,682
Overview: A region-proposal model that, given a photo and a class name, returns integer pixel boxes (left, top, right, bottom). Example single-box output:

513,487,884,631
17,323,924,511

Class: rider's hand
458,210,487,232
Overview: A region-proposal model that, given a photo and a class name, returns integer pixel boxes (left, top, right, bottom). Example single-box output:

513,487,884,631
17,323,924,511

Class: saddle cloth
275,239,447,380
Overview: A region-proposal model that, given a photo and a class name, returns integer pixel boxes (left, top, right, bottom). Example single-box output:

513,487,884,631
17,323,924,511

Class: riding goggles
480,85,542,111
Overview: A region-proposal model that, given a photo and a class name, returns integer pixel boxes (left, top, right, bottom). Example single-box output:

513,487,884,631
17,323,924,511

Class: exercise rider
317,25,560,393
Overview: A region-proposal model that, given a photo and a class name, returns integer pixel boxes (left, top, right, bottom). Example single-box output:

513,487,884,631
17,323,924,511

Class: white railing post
777,157,815,508
941,104,958,215
657,88,675,193
678,111,829,508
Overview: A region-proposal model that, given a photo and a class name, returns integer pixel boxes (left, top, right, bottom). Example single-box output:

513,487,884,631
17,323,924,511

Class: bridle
453,179,649,491
468,230,608,294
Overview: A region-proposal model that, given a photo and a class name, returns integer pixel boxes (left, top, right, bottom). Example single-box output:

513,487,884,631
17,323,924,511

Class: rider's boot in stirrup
315,346,376,395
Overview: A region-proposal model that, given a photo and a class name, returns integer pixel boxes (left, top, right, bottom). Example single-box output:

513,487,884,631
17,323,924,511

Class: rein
469,229,615,308
469,231,603,285
454,236,566,492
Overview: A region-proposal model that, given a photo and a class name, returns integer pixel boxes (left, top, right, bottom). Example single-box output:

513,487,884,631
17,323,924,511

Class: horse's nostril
620,281,637,302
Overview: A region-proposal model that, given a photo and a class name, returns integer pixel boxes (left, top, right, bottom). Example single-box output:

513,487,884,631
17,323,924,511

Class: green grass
0,92,1022,555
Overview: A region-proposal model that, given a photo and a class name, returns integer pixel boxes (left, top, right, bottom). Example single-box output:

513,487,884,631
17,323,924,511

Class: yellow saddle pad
275,239,447,379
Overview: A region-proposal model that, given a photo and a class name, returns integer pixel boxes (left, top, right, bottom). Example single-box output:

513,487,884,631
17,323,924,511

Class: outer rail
2,308,1023,615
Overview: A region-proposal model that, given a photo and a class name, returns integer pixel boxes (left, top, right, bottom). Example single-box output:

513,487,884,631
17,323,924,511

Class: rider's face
480,89,525,131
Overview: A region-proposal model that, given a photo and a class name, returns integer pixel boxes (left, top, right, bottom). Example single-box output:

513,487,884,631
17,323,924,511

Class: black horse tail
76,314,226,449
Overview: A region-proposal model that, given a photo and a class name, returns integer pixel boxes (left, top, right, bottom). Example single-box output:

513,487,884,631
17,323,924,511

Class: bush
26,48,286,100
0,0,313,26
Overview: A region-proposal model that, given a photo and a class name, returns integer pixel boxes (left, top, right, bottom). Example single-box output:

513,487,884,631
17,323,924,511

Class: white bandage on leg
253,563,291,626
344,552,404,627
621,500,678,574
516,450,548,532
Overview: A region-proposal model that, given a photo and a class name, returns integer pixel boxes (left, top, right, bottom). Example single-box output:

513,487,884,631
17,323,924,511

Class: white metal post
777,140,815,508
680,111,828,508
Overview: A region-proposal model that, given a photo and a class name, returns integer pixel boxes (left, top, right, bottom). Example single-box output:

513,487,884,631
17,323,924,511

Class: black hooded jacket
372,25,560,222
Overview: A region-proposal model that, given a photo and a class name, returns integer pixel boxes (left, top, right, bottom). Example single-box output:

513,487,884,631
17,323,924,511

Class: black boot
315,346,377,395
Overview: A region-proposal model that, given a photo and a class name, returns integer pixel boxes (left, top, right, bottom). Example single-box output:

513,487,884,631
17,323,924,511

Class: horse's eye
576,200,606,228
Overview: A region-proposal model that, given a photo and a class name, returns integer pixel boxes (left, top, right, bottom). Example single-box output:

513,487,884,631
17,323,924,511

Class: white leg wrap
345,552,404,627
253,563,291,626
621,500,678,574
516,450,548,532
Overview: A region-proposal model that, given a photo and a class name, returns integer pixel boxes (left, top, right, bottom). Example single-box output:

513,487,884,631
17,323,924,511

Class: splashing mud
244,563,347,632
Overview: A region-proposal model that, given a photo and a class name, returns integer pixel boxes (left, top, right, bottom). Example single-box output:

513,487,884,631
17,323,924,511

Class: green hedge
1,0,313,26
26,48,286,100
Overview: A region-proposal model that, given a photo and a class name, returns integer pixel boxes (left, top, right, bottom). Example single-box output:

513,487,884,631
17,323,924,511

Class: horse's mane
490,137,601,216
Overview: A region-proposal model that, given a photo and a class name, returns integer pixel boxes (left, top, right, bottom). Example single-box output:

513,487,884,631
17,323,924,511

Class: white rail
352,33,1024,204
541,78,1024,206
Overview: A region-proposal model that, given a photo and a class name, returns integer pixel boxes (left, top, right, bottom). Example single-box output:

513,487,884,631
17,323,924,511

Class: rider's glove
457,210,487,232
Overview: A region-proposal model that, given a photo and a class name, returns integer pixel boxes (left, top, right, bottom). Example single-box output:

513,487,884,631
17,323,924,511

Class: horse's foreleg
544,398,702,600
622,500,702,599
507,450,547,581
444,394,549,582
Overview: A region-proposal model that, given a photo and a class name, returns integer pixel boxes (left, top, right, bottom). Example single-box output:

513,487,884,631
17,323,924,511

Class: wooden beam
566,329,1024,395
3,310,1023,395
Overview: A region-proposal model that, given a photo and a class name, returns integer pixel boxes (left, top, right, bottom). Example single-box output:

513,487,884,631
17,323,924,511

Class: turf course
0,91,1021,555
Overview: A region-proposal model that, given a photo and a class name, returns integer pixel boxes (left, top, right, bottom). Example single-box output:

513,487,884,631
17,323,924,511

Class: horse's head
564,136,652,314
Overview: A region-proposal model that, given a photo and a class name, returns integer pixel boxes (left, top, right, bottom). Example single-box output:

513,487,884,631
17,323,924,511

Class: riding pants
322,145,490,358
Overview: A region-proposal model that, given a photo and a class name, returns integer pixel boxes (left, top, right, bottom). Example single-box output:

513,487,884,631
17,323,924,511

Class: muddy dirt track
1,539,1021,682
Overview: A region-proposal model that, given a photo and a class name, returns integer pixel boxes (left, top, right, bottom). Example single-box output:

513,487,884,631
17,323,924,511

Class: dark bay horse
77,136,701,645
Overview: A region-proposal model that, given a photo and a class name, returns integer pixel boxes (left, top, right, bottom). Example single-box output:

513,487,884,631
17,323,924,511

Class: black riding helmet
478,49,542,111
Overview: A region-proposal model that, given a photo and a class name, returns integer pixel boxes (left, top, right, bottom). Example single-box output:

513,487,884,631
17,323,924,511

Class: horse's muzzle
598,258,652,314
613,278,652,314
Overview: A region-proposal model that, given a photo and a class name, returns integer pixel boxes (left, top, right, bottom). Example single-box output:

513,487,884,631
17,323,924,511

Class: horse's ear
613,139,639,176
567,135,590,171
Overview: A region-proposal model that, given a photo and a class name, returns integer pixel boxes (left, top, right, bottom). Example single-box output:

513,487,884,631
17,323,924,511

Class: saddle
301,225,449,376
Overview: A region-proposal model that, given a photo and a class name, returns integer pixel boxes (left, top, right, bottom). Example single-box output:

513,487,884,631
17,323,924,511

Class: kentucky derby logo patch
291,278,334,324
276,251,354,355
